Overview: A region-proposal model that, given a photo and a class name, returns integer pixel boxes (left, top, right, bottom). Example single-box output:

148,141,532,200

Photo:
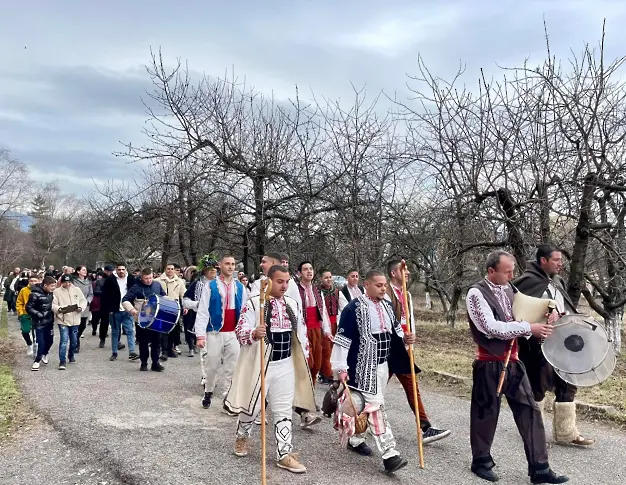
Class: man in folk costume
331,270,416,474
319,269,340,384
467,250,568,484
182,254,218,384
338,269,364,315
195,254,247,413
513,244,594,447
297,261,333,381
385,260,451,444
228,265,315,474
250,252,303,314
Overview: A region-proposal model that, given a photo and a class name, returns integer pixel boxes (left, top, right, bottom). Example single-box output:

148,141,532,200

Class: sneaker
233,437,249,457
347,442,372,456
58,363,66,370
167,350,178,358
200,376,206,386
98,341,105,349
422,427,451,445
31,361,40,371
140,363,148,371
383,455,408,474
118,343,126,350
159,354,168,362
26,345,33,356
109,354,118,361
277,454,306,474
222,402,238,416
41,355,49,365
128,353,140,361
188,349,194,357
300,412,322,428
174,346,181,355
202,392,213,409
69,358,76,363
80,334,85,339
151,363,165,372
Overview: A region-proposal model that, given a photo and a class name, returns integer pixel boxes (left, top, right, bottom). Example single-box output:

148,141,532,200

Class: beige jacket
157,274,186,301
52,285,87,326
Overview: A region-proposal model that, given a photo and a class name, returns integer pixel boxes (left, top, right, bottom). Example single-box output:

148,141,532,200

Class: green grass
0,302,20,437
414,321,626,425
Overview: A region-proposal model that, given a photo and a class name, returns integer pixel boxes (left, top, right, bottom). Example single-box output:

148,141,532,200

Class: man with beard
467,250,568,483
513,245,594,447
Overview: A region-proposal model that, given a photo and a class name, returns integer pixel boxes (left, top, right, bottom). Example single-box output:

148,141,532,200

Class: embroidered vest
341,285,364,303
297,283,324,321
207,279,244,332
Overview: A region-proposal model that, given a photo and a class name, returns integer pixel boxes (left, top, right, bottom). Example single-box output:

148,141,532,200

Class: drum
542,314,615,387
138,294,180,334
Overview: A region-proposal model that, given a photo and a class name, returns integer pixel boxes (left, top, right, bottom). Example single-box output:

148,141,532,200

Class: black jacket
26,284,54,328
101,274,137,314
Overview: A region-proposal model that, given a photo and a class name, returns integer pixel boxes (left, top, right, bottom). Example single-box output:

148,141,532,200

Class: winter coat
3,274,15,302
52,285,88,326
157,274,186,301
26,284,54,328
16,286,32,317
72,276,94,318
101,274,137,314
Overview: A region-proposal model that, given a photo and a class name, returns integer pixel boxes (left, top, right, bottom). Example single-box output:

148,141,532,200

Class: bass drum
542,314,615,387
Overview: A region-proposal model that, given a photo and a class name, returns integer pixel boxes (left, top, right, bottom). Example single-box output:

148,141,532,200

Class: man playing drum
122,268,167,372
466,250,568,484
513,244,594,447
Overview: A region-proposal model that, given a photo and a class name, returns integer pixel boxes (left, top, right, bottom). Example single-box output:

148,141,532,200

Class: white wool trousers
203,331,240,394
237,356,295,460
348,363,399,459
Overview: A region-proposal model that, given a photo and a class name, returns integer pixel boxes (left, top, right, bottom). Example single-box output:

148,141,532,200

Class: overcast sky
1,0,625,195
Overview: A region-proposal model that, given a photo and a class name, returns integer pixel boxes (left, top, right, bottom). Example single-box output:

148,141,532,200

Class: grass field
0,302,20,438
414,319,626,425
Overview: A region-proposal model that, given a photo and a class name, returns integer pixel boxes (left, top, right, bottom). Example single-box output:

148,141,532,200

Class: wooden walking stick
400,260,425,469
259,279,272,485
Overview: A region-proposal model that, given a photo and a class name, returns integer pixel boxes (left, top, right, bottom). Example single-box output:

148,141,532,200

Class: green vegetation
0,302,20,437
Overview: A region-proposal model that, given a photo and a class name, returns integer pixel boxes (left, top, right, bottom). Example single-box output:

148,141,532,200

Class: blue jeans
110,311,135,354
58,325,78,364
34,323,54,362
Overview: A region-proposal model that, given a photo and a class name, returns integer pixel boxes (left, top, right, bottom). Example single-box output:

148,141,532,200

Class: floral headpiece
198,253,219,272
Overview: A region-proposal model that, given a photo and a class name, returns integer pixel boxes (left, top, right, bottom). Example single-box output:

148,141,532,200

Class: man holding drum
514,245,594,447
122,268,167,372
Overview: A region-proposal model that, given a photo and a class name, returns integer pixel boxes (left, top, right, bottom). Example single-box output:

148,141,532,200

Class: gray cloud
1,0,626,196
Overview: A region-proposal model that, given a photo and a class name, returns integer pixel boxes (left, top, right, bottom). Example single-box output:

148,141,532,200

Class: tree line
1,24,624,352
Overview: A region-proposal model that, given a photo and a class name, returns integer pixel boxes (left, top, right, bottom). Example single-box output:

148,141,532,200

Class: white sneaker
41,355,49,365
31,362,40,371
26,345,33,356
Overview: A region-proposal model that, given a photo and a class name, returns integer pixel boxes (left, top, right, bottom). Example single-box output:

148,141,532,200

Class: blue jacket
122,281,165,304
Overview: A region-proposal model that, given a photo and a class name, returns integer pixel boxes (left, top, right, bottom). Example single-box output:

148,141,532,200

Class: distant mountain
3,210,34,232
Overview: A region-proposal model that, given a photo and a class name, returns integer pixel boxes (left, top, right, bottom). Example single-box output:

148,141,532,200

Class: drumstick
258,279,271,485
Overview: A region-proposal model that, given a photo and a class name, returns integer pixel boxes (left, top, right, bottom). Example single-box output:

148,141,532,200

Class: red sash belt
476,340,518,362
221,309,236,332
305,306,321,329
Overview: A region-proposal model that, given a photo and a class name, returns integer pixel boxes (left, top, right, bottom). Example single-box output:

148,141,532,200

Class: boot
553,402,594,446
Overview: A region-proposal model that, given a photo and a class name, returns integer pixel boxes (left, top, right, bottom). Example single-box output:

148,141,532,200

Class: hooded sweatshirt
52,285,88,326
72,276,94,318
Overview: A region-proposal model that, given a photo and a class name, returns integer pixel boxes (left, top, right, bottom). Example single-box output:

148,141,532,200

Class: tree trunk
497,188,525,268
446,284,462,327
567,173,597,306
604,306,623,355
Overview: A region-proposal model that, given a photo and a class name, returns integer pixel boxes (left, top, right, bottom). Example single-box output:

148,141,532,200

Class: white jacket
52,285,87,326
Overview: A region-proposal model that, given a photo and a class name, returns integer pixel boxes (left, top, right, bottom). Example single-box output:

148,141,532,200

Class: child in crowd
26,276,57,371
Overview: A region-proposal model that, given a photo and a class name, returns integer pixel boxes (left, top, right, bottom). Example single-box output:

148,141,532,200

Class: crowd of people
1,245,591,482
